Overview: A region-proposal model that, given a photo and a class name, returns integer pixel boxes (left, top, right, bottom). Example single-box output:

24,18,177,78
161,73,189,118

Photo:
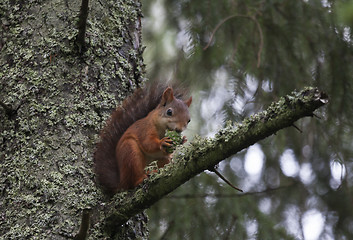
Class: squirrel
94,84,192,194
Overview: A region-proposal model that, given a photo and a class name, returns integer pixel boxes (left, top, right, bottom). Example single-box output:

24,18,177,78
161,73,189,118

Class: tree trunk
0,0,147,239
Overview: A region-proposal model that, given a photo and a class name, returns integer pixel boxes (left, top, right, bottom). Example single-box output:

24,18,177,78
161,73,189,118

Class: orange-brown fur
94,84,192,194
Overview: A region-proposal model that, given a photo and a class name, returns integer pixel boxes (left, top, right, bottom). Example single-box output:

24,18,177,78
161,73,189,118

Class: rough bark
0,0,146,239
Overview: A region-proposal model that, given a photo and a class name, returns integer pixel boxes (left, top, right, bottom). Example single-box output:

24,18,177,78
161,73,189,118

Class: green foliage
336,0,353,26
143,0,353,239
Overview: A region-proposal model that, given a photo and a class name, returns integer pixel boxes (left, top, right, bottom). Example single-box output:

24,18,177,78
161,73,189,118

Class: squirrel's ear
185,96,192,107
161,87,174,106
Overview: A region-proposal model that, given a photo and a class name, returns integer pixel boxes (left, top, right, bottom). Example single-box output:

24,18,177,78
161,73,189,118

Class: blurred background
141,0,353,239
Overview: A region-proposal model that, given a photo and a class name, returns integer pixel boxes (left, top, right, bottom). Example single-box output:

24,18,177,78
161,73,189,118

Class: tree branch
166,181,298,199
102,87,328,234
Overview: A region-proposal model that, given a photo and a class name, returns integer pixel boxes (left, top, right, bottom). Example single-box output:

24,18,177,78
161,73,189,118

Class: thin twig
250,15,264,68
204,14,247,51
210,167,243,192
312,113,322,120
166,182,297,199
292,124,303,133
203,14,264,68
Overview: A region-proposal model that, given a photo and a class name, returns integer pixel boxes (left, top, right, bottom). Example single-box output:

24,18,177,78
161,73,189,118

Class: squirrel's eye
166,108,173,116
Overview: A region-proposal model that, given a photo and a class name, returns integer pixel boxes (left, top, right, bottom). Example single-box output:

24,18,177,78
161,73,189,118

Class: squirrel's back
94,83,188,193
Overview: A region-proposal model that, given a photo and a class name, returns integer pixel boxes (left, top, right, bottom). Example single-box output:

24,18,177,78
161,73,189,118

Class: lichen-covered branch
103,87,328,235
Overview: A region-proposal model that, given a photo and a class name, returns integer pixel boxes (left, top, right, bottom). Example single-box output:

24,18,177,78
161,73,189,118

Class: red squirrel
94,84,192,193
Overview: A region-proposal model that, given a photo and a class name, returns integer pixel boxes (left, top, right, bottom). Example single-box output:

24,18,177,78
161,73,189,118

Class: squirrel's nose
175,128,182,133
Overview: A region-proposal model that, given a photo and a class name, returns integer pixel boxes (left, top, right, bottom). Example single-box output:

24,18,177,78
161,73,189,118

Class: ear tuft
185,96,192,107
160,87,174,106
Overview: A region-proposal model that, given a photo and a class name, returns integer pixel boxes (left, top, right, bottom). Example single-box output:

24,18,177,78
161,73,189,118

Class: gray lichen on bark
0,0,147,239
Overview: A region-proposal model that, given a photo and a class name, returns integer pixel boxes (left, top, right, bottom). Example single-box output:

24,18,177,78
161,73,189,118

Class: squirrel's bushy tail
94,83,188,193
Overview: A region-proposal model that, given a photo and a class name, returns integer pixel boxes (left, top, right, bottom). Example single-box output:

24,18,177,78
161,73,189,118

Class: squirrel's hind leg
157,156,171,168
117,139,147,189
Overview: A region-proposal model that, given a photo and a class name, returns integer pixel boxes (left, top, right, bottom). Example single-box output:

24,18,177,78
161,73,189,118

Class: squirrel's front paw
160,137,174,153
